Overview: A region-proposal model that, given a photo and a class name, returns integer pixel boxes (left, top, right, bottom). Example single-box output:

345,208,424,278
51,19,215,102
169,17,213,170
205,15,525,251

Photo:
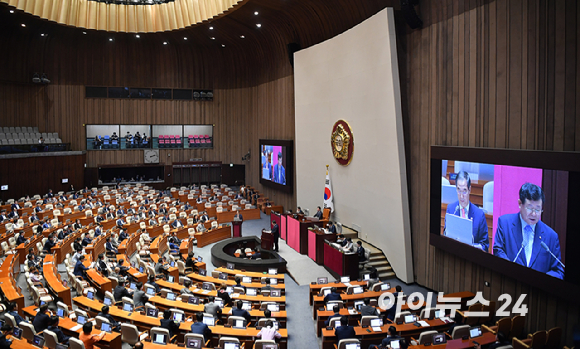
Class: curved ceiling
0,0,247,32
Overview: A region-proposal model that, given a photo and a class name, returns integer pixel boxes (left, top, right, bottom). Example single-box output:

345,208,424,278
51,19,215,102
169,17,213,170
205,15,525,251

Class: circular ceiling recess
1,0,247,33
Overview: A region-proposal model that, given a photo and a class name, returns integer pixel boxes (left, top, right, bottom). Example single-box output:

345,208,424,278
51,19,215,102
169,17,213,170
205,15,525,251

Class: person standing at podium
271,221,279,252
234,210,243,222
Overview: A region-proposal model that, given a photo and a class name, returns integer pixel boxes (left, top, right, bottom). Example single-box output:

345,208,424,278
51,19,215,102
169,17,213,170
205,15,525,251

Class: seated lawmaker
323,287,342,303
97,306,121,332
324,305,341,327
32,304,51,332
190,312,212,342
314,206,323,219
74,255,89,280
231,300,251,323
114,278,133,302
256,320,282,341
250,247,262,259
47,316,70,344
160,309,180,339
334,316,356,342
6,303,24,326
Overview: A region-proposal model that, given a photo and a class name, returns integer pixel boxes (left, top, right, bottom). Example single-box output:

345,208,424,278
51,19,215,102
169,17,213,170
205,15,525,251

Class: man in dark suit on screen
444,170,489,252
272,152,286,185
493,182,564,279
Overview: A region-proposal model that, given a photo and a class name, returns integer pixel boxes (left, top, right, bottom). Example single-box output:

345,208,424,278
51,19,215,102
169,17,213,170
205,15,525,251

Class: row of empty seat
1,126,38,133
0,138,62,145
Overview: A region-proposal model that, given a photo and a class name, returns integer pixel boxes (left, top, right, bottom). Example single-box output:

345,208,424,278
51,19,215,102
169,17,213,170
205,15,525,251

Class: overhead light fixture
183,37,187,40
32,73,41,84
221,44,225,47
41,74,50,84
82,31,87,35
21,24,26,27
32,73,50,84
210,37,215,40
254,11,259,15
10,10,14,13
240,35,245,39
109,38,113,42
256,23,262,28
40,33,46,37
163,41,168,45
209,26,214,30
136,34,140,38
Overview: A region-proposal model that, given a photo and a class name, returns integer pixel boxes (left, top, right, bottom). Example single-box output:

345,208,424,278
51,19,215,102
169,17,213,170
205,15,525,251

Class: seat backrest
418,330,439,345
43,329,59,349
20,322,36,341
495,317,512,337
529,331,548,349
452,324,471,340
545,327,562,349
120,323,140,345
510,315,525,339
219,337,240,348
329,317,342,328
360,315,378,327
393,311,411,323
227,315,246,326
254,340,277,349
150,327,170,344
3,314,17,328
338,339,360,349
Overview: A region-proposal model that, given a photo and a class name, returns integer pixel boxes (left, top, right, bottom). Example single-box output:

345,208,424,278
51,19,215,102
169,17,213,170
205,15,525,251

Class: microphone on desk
512,242,525,263
540,241,565,268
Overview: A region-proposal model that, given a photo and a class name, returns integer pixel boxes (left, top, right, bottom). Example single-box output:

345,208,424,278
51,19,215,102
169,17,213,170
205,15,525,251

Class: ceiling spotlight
221,44,225,47
240,35,245,39
10,10,14,13
135,34,140,38
41,74,50,84
209,26,214,30
40,33,46,37
163,41,168,45
21,24,26,27
109,38,113,42
32,73,41,84
183,37,187,40
254,11,259,15
256,23,262,28
210,37,215,40
82,31,87,35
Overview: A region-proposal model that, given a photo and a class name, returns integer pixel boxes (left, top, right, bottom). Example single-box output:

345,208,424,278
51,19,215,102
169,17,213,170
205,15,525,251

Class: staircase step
367,261,390,269
379,271,396,279
374,265,393,273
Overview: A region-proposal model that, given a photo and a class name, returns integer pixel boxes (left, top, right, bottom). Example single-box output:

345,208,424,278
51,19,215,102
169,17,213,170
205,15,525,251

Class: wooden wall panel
398,0,580,344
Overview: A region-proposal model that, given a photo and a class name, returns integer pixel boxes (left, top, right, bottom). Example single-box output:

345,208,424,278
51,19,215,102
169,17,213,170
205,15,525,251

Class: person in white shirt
256,320,281,341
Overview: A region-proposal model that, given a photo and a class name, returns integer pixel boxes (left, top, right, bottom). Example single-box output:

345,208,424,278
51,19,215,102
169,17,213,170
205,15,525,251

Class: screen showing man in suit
444,170,489,252
493,183,564,280
261,145,287,186
273,152,286,185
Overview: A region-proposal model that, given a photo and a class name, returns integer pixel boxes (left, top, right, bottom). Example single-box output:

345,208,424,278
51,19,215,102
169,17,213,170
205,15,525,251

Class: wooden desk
86,233,108,261
187,273,285,292
43,254,73,306
287,216,326,254
211,267,285,281
413,332,496,349
195,225,231,248
308,281,367,306
308,227,337,264
217,208,261,224
15,233,44,265
83,259,113,294
323,242,359,280
23,305,122,349
51,229,84,264
320,318,459,349
116,254,147,283
0,254,24,315
264,205,284,215
150,234,168,255
119,232,140,257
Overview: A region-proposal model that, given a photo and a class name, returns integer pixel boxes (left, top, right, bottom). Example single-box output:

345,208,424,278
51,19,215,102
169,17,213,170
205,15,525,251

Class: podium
232,220,243,237
261,230,274,250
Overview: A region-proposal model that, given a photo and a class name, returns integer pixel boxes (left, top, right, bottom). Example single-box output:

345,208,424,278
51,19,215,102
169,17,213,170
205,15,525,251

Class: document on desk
70,324,82,332
417,320,430,327
202,290,210,294
444,213,473,245
231,293,240,298
372,326,382,332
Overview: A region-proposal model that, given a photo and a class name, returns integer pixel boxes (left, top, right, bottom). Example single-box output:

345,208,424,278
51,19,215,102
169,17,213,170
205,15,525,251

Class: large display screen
259,139,293,193
430,146,580,300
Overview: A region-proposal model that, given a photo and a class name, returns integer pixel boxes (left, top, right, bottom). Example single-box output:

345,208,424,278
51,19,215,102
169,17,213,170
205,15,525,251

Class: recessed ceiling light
135,34,140,38
183,37,187,40
109,38,113,42
221,44,226,48
82,31,87,35
254,11,259,15
40,33,46,37
163,41,168,45
240,35,245,39
256,23,262,28
210,37,215,40
209,26,214,30
21,24,26,27
10,10,14,13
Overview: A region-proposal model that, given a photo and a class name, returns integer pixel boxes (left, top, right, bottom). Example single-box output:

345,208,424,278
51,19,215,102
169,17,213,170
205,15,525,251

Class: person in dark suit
323,287,342,303
47,316,70,344
34,203,43,213
314,206,323,219
81,234,92,247
231,300,251,323
272,152,286,185
43,234,56,253
250,247,262,259
327,221,337,234
119,229,129,241
147,276,161,294
160,309,180,339
297,207,304,215
334,316,356,342
74,255,89,280
324,305,341,327
114,278,133,302
493,182,564,279
234,211,243,221
386,285,403,321
97,254,109,277
16,233,27,245
33,304,51,332
356,241,366,262
263,153,273,180
444,171,489,252
6,303,24,326
11,202,20,210
171,218,183,229
380,326,403,348
271,221,279,252
190,312,212,342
